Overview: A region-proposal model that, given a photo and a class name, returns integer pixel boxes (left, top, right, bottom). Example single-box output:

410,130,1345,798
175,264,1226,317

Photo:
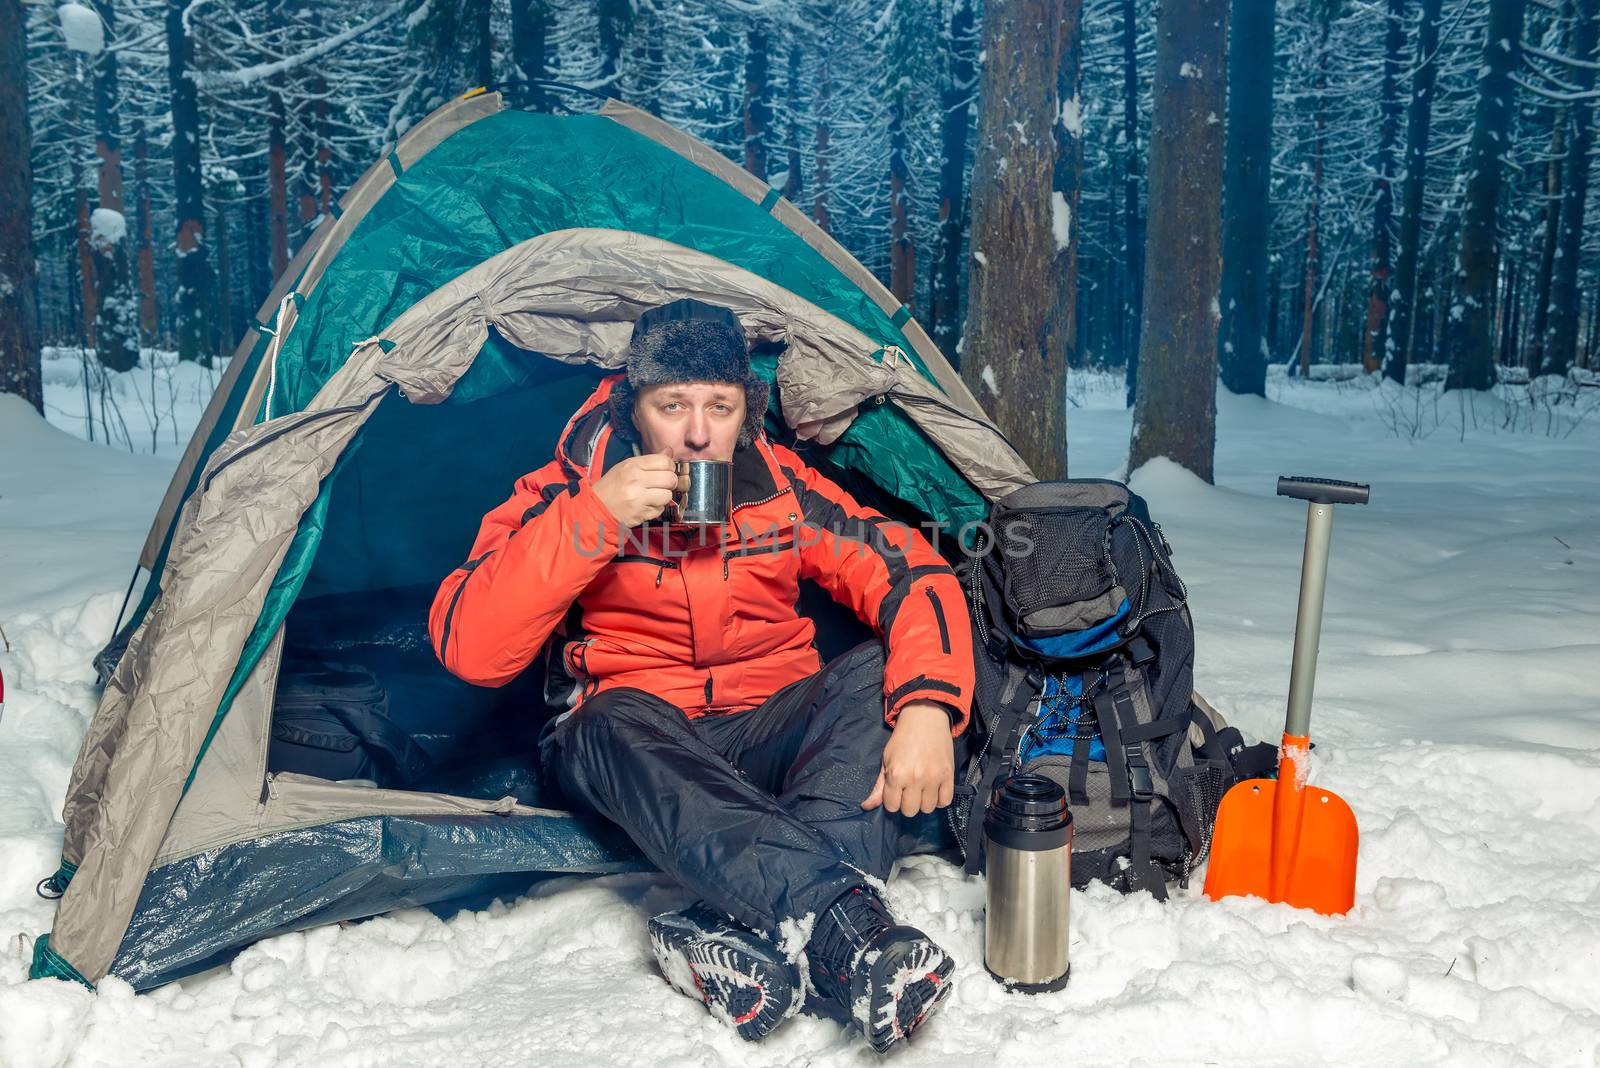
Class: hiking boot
805,886,956,1053
647,901,804,1041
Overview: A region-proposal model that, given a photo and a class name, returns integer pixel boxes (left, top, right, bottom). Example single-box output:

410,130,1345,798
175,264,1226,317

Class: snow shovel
1203,475,1368,916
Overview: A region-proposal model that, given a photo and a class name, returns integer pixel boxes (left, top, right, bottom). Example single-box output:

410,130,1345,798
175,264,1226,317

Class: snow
1050,191,1072,252
39,346,230,460
777,914,815,965
1059,95,1083,137
4,370,1600,1065
87,210,124,250
980,364,1000,397
1180,61,1202,79
56,4,103,55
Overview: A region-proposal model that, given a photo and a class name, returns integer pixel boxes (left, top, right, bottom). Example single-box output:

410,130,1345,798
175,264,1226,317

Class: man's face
632,381,747,461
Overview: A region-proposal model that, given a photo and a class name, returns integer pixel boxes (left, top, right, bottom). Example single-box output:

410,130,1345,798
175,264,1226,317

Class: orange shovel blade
1202,773,1359,916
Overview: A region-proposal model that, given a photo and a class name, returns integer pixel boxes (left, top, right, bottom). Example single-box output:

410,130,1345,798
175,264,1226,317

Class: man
429,299,973,1052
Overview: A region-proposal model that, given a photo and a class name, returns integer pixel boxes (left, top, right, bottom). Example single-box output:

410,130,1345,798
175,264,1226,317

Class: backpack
948,480,1274,898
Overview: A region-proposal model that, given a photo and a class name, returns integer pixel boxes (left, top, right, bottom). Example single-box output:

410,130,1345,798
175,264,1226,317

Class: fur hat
608,299,770,449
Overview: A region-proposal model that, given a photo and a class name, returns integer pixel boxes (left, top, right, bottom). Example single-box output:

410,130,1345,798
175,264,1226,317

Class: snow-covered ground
2,360,1598,1066
39,345,230,461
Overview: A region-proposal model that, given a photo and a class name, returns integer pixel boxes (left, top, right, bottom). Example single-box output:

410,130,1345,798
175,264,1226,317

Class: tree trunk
782,41,803,199
963,0,1070,479
1446,0,1524,391
1542,0,1597,376
292,8,322,252
1266,254,1281,357
133,121,157,341
511,1,551,111
1048,0,1084,376
1360,0,1404,374
75,181,97,348
168,0,210,366
268,87,289,276
315,80,332,221
743,28,769,181
1299,16,1331,376
888,94,915,305
0,0,41,412
1128,0,1228,482
473,0,492,88
89,0,138,372
813,12,834,236
247,185,270,313
1580,286,1593,369
1526,91,1566,371
1120,0,1144,404
1217,0,1276,395
267,0,289,278
213,200,233,356
1387,0,1441,383
1497,259,1517,366
931,0,977,365
597,0,631,92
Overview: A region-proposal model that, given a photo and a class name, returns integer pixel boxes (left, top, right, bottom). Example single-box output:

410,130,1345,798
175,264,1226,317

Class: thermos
983,774,1073,992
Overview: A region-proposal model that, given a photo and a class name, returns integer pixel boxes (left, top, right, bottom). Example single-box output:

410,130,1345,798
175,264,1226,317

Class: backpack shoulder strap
961,657,1040,875
1091,657,1185,900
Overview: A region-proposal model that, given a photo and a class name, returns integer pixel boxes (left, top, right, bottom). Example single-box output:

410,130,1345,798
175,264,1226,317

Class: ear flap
739,378,771,448
607,379,641,446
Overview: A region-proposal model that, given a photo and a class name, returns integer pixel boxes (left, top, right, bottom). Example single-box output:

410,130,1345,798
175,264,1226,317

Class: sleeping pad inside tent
29,90,1033,991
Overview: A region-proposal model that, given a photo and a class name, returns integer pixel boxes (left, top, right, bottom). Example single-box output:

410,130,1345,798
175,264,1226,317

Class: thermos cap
984,774,1072,851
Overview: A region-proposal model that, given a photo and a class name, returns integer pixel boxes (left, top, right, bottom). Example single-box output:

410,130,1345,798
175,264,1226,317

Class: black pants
540,640,942,942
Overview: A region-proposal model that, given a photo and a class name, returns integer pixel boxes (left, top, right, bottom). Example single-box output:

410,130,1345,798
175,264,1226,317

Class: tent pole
109,565,142,644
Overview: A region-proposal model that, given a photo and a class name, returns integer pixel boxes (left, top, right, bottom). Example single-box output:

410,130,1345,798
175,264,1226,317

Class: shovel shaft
1285,503,1334,738
1270,732,1311,900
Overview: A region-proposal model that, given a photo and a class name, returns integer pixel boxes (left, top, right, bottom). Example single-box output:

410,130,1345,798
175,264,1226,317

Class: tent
29,89,1034,991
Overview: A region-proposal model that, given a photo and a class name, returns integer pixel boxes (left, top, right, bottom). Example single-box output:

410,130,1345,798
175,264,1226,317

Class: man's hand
862,700,956,818
593,448,685,527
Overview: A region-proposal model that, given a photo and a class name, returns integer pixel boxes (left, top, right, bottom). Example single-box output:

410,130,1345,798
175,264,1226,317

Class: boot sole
649,915,803,1041
855,931,957,1054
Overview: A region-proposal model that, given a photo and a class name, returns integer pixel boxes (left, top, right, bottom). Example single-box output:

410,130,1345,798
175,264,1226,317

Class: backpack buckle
1126,751,1155,801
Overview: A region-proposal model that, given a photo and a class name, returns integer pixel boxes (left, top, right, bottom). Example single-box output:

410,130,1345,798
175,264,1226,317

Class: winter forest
1,0,1596,481
5,0,1600,1062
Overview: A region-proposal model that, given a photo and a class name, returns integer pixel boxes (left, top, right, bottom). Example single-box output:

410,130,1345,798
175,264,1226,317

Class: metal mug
667,459,733,526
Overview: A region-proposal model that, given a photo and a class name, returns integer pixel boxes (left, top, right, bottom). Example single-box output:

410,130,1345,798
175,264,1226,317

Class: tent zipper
203,390,384,492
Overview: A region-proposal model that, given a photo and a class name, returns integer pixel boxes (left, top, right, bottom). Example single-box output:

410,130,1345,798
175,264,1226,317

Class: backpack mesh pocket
995,508,1119,633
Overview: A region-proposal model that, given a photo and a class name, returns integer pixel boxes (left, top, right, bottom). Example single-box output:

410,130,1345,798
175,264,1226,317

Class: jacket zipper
439,551,495,665
925,585,951,654
733,485,792,512
614,553,680,588
721,538,795,579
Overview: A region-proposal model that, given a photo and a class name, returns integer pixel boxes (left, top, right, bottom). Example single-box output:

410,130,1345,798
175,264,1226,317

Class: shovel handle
1277,476,1370,506
1279,478,1366,738
1280,476,1369,508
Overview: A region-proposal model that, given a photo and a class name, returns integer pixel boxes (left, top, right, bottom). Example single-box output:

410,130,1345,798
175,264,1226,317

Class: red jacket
429,373,973,735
